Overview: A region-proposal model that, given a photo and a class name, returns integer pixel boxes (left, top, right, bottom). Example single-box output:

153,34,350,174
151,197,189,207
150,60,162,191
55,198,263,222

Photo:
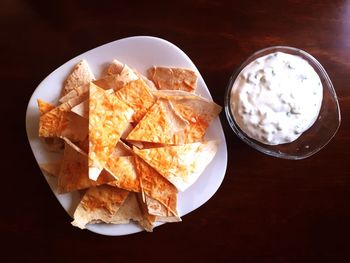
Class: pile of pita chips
37,59,221,232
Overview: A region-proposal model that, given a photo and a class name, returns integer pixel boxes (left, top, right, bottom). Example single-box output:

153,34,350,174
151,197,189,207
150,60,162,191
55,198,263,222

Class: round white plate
26,36,228,236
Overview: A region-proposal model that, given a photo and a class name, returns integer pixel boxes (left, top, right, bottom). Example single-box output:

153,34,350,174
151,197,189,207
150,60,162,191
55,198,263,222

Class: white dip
230,52,323,145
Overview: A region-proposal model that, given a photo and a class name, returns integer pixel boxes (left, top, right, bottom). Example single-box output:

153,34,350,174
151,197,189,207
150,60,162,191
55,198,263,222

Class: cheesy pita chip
115,79,156,123
58,141,115,193
133,140,219,191
104,155,140,192
148,66,197,92
61,60,95,97
134,155,178,216
88,84,134,180
126,99,188,144
131,90,222,143
37,99,55,115
39,107,88,142
71,185,129,229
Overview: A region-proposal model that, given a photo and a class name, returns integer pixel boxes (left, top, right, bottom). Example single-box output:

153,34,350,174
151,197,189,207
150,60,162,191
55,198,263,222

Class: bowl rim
224,45,341,160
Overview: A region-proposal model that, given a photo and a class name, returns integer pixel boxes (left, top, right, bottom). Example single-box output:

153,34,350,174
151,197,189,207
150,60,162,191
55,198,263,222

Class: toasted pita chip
144,196,181,222
88,84,134,180
114,79,156,123
37,99,55,115
135,193,156,232
58,141,116,193
61,60,95,97
71,185,129,229
71,99,88,119
134,155,178,216
110,192,143,224
127,91,221,144
59,83,89,104
93,63,138,91
148,66,197,92
106,59,124,75
104,155,140,192
39,160,62,177
126,99,188,144
39,107,88,142
133,140,219,191
42,137,64,152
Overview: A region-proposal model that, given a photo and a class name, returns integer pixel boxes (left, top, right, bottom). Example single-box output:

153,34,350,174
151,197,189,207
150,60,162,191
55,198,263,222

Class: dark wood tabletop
3,0,350,262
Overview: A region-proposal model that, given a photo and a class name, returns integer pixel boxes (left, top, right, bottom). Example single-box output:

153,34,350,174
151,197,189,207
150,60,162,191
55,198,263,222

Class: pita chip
126,99,188,144
37,99,55,115
104,155,140,193
71,185,129,229
133,140,219,191
93,63,138,91
106,59,124,75
135,193,156,232
88,83,134,180
115,79,156,123
58,141,115,193
145,196,181,222
39,160,61,177
39,107,88,142
148,66,197,92
71,99,88,119
59,83,89,104
61,60,95,97
134,155,178,216
110,192,143,224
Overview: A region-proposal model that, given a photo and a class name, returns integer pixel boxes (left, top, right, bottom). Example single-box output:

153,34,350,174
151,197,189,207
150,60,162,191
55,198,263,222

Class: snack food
37,59,221,232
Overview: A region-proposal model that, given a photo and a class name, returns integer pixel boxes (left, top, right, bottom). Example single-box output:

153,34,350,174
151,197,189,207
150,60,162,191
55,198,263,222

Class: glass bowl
224,46,341,160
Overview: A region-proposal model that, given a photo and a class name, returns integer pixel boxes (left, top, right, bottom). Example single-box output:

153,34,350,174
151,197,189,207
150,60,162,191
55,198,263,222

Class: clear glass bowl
224,46,341,160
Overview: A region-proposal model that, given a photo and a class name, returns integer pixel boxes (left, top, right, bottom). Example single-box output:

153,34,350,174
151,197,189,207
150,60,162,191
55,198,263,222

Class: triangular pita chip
148,66,197,92
93,63,138,91
126,99,188,144
37,99,55,115
61,60,95,97
106,59,124,75
144,196,181,222
39,107,88,142
127,91,221,144
58,141,115,193
133,140,219,191
104,155,140,193
39,160,61,177
135,193,156,232
71,99,88,119
115,79,156,123
134,155,178,216
88,83,134,180
109,192,143,224
59,83,89,104
71,185,129,229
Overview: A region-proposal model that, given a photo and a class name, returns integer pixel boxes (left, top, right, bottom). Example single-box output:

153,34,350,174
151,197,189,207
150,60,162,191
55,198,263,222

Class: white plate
25,36,228,236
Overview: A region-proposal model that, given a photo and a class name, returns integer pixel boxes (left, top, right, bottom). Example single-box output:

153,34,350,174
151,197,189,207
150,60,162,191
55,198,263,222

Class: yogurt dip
230,51,323,145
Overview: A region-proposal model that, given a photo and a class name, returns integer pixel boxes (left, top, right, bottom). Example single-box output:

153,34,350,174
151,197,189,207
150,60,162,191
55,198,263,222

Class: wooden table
3,0,350,262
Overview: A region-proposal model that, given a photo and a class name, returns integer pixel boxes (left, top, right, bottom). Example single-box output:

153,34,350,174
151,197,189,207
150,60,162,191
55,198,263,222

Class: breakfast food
37,59,221,232
230,52,323,145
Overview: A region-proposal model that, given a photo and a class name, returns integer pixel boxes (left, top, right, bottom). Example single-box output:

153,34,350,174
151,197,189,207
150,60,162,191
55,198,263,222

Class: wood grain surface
2,0,350,262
